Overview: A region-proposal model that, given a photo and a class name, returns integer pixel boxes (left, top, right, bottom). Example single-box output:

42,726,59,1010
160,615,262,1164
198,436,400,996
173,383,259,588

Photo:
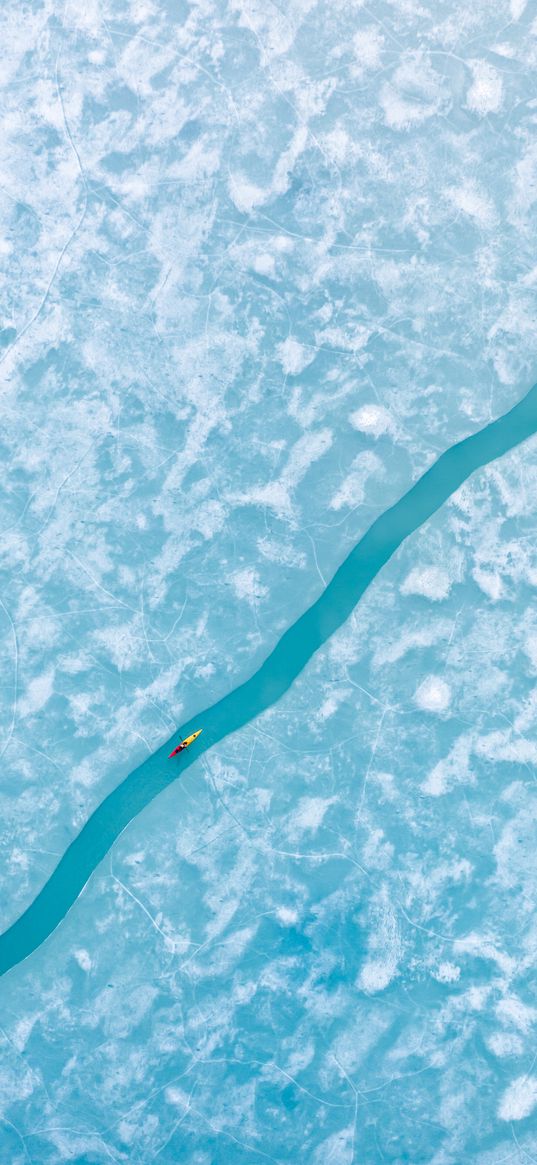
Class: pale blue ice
2,0,537,1161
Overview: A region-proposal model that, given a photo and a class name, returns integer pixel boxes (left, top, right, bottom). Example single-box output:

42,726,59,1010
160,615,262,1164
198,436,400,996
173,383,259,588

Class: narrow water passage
2,383,537,976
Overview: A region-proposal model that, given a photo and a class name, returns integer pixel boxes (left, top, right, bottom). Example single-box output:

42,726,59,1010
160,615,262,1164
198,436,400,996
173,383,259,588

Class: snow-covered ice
2,0,537,1160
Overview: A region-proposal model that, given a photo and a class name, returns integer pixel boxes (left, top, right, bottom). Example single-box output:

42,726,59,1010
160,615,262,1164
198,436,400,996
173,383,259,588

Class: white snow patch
276,906,299,926
523,634,537,670
319,695,339,720
231,567,268,604
329,451,382,511
464,985,491,1011
165,1085,190,1108
238,480,293,519
72,757,99,788
472,567,503,601
352,26,384,70
12,1016,37,1052
73,948,93,972
228,174,266,214
291,796,334,834
277,337,315,376
499,1076,537,1121
491,42,516,58
272,126,308,199
230,430,333,519
476,731,537,766
316,323,371,352
401,566,452,601
93,624,143,671
434,961,461,983
496,996,537,1034
510,0,527,18
172,140,220,182
380,55,449,130
359,958,395,993
358,889,401,993
253,252,276,277
281,429,333,491
286,1040,315,1075
323,127,350,164
313,1128,355,1165
318,689,349,720
454,932,516,976
467,60,503,115
447,180,496,228
371,770,397,800
349,403,393,438
513,145,537,218
488,1032,524,1057
20,668,55,716
373,622,451,668
8,848,29,872
414,675,452,714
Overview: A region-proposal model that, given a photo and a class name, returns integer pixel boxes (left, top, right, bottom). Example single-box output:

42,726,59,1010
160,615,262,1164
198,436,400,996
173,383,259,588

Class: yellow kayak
168,729,203,758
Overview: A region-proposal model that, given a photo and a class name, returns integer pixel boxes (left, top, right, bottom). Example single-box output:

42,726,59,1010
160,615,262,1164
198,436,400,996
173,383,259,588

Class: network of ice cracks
2,0,537,1160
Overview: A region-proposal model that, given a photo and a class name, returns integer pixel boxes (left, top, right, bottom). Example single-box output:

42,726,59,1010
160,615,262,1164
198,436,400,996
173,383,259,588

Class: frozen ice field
2,0,537,1160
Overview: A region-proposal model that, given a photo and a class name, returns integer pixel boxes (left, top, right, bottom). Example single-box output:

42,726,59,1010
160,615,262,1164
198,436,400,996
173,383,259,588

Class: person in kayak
168,729,203,758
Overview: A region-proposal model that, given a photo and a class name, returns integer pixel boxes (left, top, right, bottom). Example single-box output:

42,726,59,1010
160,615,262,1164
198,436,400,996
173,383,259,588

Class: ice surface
2,0,537,1160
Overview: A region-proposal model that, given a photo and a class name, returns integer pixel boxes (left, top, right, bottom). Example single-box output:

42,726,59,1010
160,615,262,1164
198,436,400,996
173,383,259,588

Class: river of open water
2,381,537,976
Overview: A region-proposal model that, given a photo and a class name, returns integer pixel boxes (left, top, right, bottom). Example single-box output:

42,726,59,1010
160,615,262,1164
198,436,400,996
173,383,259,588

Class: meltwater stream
2,383,537,977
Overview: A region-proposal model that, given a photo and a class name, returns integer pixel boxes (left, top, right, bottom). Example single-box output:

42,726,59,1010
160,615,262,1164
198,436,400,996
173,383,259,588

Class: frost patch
447,180,496,228
329,451,382,511
313,1127,355,1165
473,567,503,601
454,933,515,976
401,566,451,601
93,624,144,671
253,253,276,277
282,429,333,491
277,337,315,376
237,481,292,519
414,675,451,714
277,906,299,926
352,26,384,70
165,1085,190,1108
359,957,395,993
20,668,55,716
434,961,460,983
350,403,393,438
499,1076,537,1121
380,55,450,130
496,996,537,1034
510,0,527,14
12,1016,37,1052
318,689,349,720
9,848,29,872
467,60,503,115
488,1032,524,1057
73,948,92,972
231,567,268,605
289,796,334,836
358,888,401,993
228,174,265,213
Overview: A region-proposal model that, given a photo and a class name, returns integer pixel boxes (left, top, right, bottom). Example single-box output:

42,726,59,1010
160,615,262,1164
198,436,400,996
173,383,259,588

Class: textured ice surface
5,442,537,1162
2,0,537,1160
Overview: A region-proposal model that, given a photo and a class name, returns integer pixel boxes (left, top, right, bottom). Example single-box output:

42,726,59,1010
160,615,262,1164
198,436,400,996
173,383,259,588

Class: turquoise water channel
2,382,537,977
